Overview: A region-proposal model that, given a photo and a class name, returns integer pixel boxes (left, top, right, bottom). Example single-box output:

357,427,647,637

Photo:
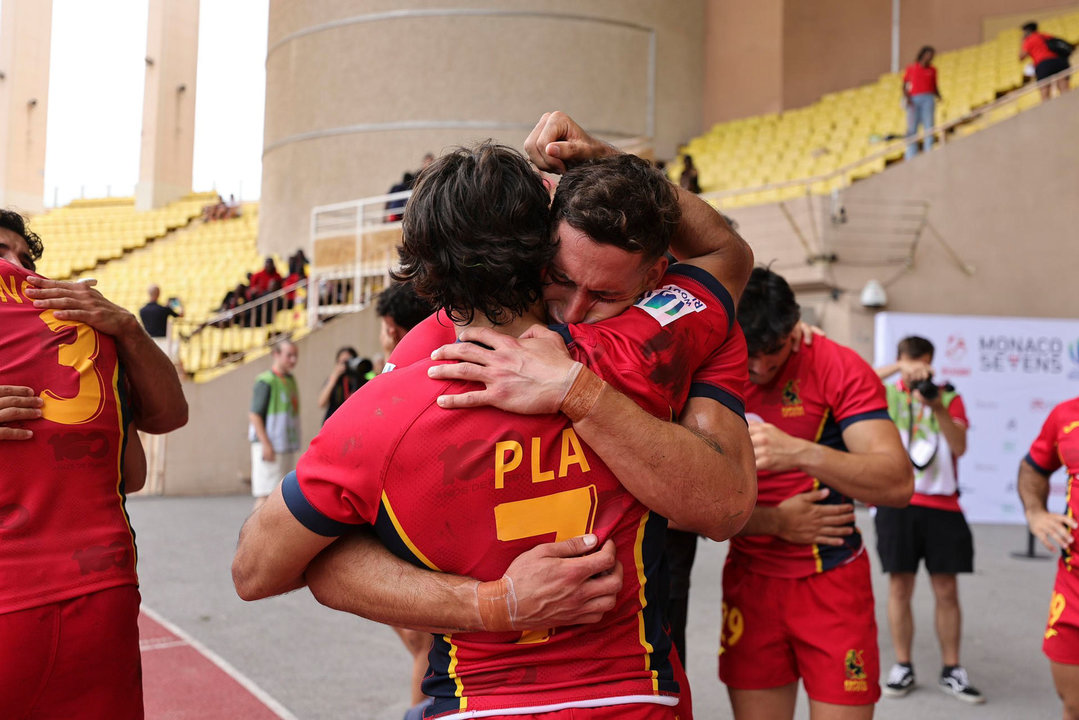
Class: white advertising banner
874,313,1079,525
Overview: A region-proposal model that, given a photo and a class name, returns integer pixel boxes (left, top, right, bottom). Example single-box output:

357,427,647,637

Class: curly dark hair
375,280,433,331
738,266,801,356
0,208,44,269
551,154,680,263
394,142,554,325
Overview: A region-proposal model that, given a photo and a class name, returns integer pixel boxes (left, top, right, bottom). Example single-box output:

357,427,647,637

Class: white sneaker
939,666,985,704
883,663,915,697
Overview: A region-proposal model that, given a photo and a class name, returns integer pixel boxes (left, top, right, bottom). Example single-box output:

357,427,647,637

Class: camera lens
914,379,938,401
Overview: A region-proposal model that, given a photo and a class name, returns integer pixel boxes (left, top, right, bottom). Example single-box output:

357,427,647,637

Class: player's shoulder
810,335,873,370
1048,396,1079,423
632,262,735,330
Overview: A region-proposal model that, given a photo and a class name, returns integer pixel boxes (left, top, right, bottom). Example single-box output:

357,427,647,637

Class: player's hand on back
523,111,618,174
494,534,622,631
25,276,141,339
775,488,855,546
429,325,578,415
0,385,42,440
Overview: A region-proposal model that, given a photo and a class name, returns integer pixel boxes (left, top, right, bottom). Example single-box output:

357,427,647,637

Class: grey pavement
129,496,1062,719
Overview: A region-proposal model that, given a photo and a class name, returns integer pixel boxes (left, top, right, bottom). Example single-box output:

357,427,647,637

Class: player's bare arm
306,531,621,634
232,483,337,600
1018,458,1078,553
525,110,753,300
749,418,913,507
0,385,43,440
123,432,148,493
430,326,757,540
921,389,968,457
25,276,188,434
736,487,856,545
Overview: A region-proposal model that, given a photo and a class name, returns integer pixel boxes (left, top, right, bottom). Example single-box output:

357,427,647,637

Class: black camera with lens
347,356,373,375
912,374,953,402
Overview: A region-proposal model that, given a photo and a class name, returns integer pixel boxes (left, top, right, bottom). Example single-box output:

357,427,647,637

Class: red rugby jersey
387,265,747,418
0,259,136,614
733,336,890,578
1026,396,1079,571
286,265,735,717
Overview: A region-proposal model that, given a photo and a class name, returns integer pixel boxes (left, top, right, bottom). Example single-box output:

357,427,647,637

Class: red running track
139,606,297,720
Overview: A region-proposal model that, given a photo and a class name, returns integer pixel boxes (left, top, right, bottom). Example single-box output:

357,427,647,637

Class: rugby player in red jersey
720,267,913,720
1019,396,1079,720
233,143,755,719
0,209,188,719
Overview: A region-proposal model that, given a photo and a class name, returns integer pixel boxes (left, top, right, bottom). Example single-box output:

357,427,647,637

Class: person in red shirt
232,142,756,719
1020,21,1072,100
721,267,912,720
247,256,282,299
1019,396,1079,720
0,209,188,719
903,46,941,161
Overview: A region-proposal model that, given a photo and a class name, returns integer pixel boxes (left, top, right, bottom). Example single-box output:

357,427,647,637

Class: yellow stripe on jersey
381,491,441,571
809,478,824,574
1067,476,1075,573
633,511,660,694
813,408,831,442
443,634,468,709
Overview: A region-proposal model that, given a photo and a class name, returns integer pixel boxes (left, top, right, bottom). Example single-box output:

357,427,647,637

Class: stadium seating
675,11,1079,207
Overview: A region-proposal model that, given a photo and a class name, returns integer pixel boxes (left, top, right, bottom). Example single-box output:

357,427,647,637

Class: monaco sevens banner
874,312,1079,525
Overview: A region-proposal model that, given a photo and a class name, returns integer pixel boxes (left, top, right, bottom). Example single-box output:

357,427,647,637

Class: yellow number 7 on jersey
494,485,599,644
38,310,107,425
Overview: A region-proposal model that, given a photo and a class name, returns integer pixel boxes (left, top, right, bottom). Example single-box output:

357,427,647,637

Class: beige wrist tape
559,366,606,422
476,576,518,631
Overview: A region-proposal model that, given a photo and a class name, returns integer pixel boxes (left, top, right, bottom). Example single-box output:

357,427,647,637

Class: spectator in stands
679,153,701,193
248,257,282,300
202,194,224,222
385,172,414,222
283,251,307,309
903,46,941,161
1021,22,1072,100
317,346,371,424
139,285,184,366
225,194,242,219
248,339,300,509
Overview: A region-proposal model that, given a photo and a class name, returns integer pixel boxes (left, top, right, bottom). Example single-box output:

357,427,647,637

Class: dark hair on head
737,266,801,355
897,336,934,361
336,346,358,360
1022,21,1038,32
551,154,680,263
375,280,434,331
917,45,935,60
394,142,554,325
0,208,44,269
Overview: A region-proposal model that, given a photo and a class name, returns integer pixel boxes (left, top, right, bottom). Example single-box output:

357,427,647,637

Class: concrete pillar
135,0,199,211
0,0,53,214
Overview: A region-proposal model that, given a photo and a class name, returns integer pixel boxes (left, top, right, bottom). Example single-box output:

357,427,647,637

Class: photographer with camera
874,336,983,704
317,346,372,423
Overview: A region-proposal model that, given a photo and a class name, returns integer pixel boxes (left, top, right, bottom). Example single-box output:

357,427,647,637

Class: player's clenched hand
25,275,141,339
748,421,808,473
430,326,577,414
775,488,855,546
523,111,618,174
1027,508,1078,553
495,534,621,631
0,386,42,440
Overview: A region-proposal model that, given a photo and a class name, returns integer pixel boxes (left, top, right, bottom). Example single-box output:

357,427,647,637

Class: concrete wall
158,306,381,495
805,89,1079,360
0,0,52,214
259,0,707,258
135,0,199,211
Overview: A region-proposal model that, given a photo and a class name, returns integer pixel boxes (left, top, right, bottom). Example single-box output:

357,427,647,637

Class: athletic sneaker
883,663,916,697
939,666,985,704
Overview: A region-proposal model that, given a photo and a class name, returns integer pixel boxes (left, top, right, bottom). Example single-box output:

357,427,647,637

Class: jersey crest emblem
781,379,805,417
635,284,707,327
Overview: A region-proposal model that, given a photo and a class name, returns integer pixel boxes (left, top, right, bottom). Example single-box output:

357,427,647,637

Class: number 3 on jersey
37,310,108,425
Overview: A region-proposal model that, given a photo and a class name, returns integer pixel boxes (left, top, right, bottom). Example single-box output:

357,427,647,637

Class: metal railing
701,65,1079,207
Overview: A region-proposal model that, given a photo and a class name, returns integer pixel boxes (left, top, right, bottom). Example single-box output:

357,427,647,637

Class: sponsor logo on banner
978,335,1064,375
635,284,707,327
1069,340,1079,380
940,334,972,376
